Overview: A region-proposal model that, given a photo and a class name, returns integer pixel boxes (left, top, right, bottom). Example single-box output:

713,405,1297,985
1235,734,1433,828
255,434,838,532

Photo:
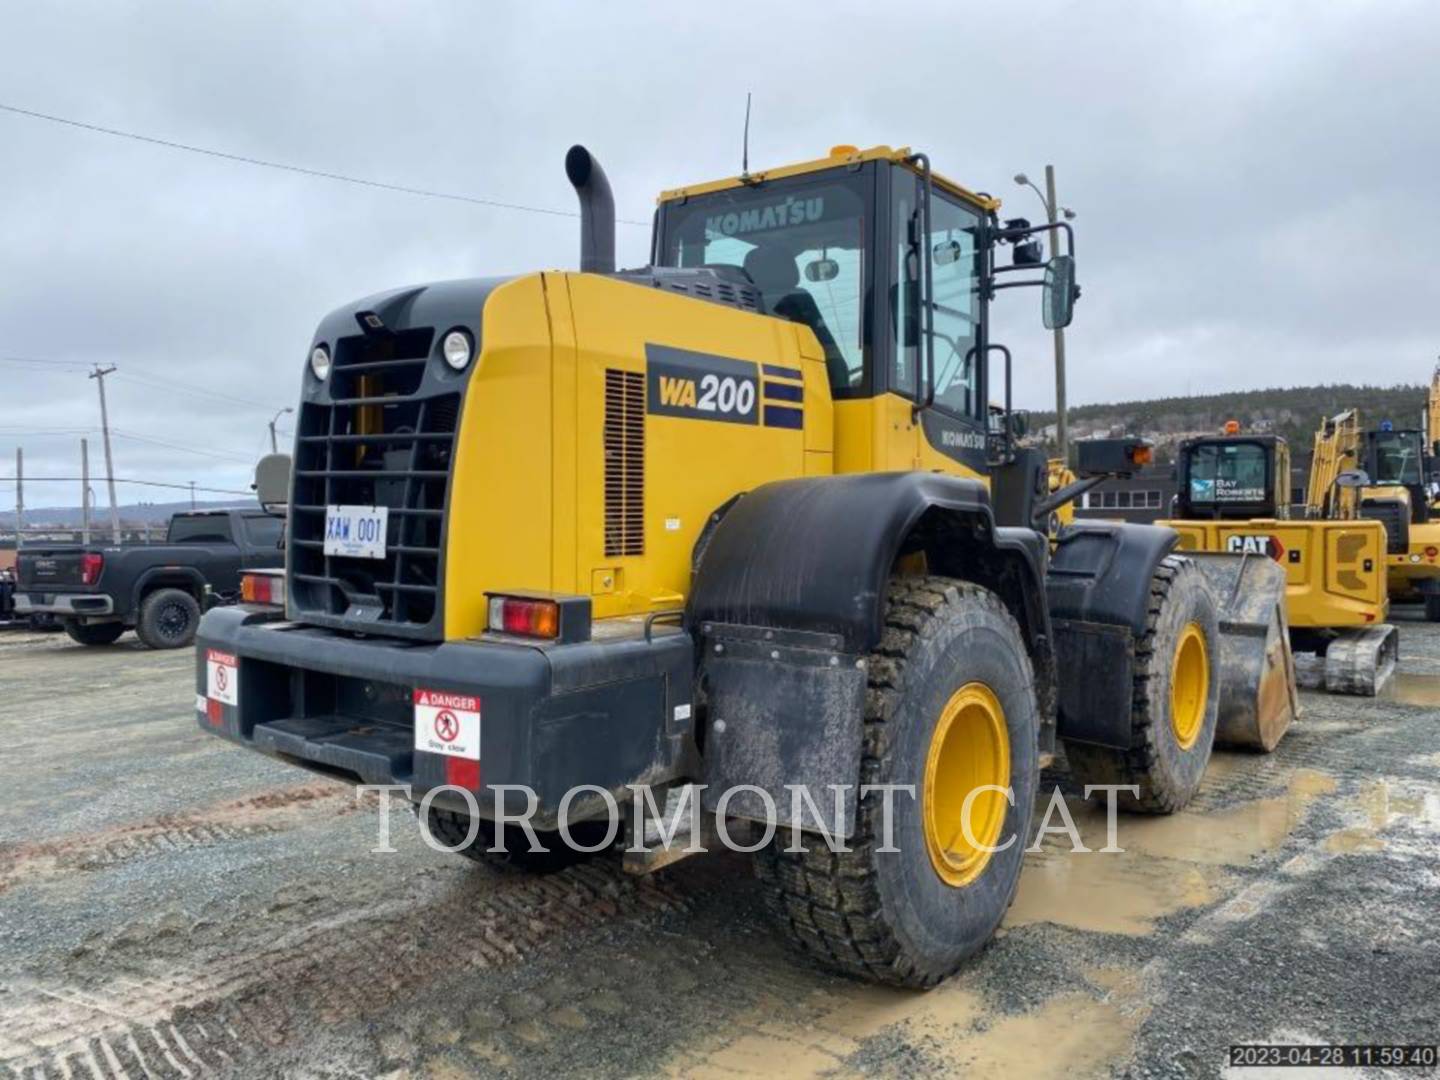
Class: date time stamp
1229,1045,1438,1069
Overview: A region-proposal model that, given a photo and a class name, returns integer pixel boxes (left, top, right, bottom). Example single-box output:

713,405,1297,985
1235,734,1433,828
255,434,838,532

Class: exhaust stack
565,145,616,274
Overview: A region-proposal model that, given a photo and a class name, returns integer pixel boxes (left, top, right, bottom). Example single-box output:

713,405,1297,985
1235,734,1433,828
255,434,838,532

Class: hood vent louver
604,369,645,558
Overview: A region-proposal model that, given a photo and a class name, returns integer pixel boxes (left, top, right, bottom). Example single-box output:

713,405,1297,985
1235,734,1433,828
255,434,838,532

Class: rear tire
754,576,1039,989
1063,555,1220,814
63,620,125,646
1425,594,1440,622
420,805,607,874
135,588,201,649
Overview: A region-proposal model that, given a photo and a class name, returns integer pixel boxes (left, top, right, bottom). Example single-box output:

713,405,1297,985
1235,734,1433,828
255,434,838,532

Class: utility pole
269,406,293,453
88,365,122,544
14,448,22,552
81,438,91,545
189,481,196,511
1045,164,1068,463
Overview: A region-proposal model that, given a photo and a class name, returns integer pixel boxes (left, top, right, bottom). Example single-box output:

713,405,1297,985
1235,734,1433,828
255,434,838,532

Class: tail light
489,596,559,639
241,572,280,605
80,552,104,586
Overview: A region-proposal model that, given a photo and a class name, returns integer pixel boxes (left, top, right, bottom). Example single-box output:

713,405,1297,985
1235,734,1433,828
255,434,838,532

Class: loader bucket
1187,553,1300,752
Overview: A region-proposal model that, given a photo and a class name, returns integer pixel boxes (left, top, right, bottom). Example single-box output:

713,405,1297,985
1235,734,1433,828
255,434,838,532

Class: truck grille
290,328,460,637
604,369,645,557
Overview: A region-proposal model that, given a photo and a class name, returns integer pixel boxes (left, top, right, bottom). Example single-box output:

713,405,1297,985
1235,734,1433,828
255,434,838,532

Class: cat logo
1225,533,1285,562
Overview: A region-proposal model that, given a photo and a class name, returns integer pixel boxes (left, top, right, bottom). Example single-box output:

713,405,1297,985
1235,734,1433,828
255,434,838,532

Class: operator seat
742,245,850,388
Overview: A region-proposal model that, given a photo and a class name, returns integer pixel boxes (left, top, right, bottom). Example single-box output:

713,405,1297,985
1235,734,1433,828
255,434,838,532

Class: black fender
1045,521,1179,635
687,472,1055,836
131,566,207,614
689,472,1050,656
1045,521,1180,749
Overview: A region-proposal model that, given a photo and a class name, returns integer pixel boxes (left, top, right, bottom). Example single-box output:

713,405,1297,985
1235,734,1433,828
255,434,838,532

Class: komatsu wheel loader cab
197,143,1285,988
1161,425,1394,702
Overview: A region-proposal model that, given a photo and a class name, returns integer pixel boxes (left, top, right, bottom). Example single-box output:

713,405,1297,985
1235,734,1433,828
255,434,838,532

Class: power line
0,475,252,496
0,100,649,227
1,354,291,412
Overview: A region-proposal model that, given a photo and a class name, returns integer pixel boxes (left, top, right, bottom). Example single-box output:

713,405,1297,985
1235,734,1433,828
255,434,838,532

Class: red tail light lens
241,573,277,605
80,552,104,586
488,596,559,639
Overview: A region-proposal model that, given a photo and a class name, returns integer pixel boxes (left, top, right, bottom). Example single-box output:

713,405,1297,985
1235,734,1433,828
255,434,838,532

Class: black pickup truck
14,509,284,648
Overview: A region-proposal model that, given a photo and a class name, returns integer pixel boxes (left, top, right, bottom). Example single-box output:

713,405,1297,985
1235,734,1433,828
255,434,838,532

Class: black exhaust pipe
565,144,615,274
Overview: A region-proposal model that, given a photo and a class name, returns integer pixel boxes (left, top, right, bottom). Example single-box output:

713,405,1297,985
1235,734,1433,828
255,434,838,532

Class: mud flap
1187,553,1299,752
698,624,866,838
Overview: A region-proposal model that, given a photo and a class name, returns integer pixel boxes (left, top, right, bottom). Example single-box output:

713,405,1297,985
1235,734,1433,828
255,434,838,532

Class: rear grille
290,329,458,636
1360,498,1408,554
604,369,645,557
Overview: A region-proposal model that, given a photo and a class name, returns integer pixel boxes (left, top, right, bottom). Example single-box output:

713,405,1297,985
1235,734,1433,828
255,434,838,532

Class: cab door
890,176,989,481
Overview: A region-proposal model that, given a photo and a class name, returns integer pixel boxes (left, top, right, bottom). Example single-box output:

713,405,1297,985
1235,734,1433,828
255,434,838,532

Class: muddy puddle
667,971,1148,1079
1382,671,1440,707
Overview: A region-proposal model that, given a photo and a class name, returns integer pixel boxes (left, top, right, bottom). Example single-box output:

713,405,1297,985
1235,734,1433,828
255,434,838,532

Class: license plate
323,505,389,559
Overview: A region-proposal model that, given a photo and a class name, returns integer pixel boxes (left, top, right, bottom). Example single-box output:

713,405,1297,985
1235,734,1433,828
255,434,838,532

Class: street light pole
88,364,122,544
1014,167,1074,462
269,407,294,453
1045,164,1068,462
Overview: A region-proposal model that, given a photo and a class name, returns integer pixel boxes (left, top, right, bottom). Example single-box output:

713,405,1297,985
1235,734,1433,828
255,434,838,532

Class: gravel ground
0,610,1436,1079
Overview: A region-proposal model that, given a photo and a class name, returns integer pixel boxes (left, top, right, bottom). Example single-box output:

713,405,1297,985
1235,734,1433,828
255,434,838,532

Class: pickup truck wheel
63,620,125,646
1425,594,1440,622
135,588,202,649
419,805,608,874
754,576,1040,988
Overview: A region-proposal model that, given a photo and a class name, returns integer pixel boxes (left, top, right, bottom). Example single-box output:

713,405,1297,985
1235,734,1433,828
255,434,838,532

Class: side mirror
1009,410,1030,439
1042,254,1076,329
254,453,292,509
1335,469,1370,489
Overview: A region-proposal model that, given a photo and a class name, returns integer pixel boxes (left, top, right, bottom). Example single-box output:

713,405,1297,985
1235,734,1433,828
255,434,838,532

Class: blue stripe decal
764,405,804,430
762,363,803,381
763,381,803,403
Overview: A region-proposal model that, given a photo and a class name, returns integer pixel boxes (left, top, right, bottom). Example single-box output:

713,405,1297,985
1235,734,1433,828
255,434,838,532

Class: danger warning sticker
413,689,480,760
207,648,238,706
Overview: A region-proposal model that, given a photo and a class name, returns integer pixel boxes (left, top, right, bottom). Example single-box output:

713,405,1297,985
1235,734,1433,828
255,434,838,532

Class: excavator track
1321,624,1399,696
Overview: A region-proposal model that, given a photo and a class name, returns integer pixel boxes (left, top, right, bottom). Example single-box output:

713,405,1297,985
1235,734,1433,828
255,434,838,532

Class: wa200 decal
645,344,759,426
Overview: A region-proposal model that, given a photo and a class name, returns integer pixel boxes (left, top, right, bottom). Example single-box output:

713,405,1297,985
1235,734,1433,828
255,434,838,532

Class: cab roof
656,144,1001,213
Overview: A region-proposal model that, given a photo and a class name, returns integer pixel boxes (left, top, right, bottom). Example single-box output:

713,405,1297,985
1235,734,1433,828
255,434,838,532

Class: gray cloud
3,0,1437,508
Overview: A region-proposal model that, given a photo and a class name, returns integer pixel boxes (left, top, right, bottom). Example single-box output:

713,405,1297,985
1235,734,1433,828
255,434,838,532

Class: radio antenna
741,92,752,179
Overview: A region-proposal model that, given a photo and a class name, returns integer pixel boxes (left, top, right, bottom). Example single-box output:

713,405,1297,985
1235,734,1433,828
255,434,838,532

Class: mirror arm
994,220,1076,261
1032,475,1106,530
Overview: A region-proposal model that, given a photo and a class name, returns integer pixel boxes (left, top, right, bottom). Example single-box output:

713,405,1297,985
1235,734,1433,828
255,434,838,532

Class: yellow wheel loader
196,143,1292,988
1309,407,1440,622
1160,425,1396,704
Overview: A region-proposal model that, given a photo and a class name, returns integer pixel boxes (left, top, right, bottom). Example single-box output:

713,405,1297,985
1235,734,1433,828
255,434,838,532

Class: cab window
892,185,982,417
658,172,868,394
168,515,234,544
1188,443,1269,503
1371,432,1423,485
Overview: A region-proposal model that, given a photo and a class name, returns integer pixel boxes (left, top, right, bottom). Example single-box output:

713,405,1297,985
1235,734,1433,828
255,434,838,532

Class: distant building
1073,465,1178,525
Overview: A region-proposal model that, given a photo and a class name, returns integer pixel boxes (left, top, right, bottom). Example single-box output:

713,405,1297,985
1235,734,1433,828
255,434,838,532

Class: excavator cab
1175,428,1290,521
1363,424,1431,525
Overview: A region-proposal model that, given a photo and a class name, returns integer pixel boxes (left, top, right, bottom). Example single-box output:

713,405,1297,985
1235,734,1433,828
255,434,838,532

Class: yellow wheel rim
922,682,1011,889
1170,621,1209,751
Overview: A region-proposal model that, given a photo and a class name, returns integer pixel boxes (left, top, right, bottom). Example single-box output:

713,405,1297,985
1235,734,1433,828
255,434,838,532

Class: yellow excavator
1310,405,1440,621
1160,420,1396,700
194,142,1297,988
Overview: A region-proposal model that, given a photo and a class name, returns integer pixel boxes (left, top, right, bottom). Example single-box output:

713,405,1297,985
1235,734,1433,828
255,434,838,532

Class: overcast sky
2,1,1437,510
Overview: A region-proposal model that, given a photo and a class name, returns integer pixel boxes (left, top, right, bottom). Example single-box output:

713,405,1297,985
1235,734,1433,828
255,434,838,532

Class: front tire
135,588,201,649
63,620,125,646
755,576,1039,989
1063,555,1221,814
